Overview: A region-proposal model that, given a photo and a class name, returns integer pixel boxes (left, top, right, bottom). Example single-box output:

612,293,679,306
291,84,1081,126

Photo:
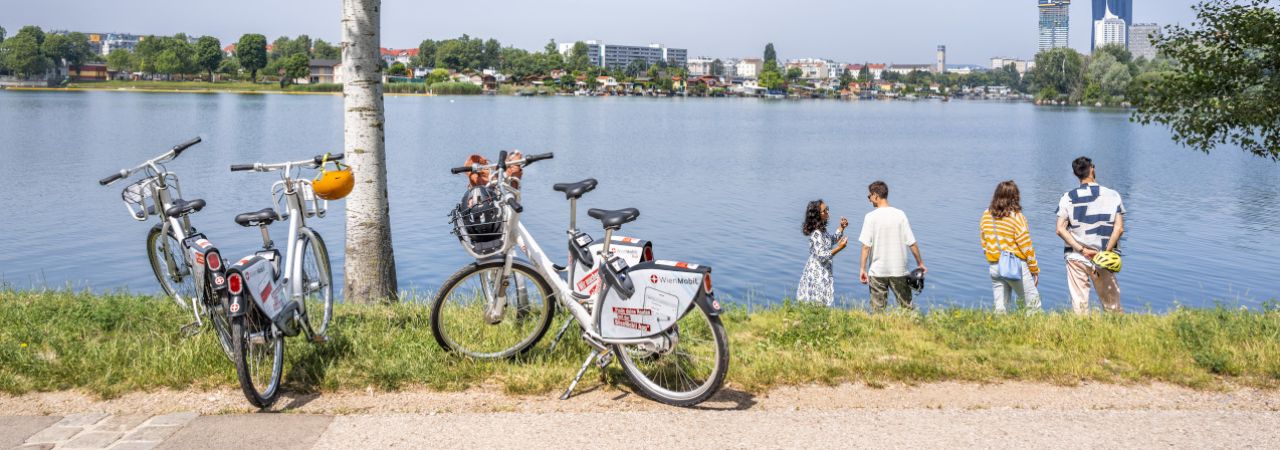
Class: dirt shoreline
4,381,1278,416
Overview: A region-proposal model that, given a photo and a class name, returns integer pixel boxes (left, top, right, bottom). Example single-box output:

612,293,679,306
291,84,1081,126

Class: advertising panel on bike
598,261,705,339
573,235,653,298
233,255,288,320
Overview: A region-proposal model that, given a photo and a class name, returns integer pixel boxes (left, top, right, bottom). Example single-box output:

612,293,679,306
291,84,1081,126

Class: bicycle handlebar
98,171,127,186
447,151,555,175
231,152,344,173
172,136,202,157
98,136,203,186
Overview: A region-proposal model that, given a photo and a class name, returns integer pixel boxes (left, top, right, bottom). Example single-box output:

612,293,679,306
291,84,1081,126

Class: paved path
4,409,1279,449
4,383,1280,449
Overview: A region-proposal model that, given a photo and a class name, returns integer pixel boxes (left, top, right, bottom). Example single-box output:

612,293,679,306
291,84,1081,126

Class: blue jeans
989,261,1040,313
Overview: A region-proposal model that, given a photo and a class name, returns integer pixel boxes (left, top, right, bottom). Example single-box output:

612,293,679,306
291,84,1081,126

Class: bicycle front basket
450,186,507,256
121,178,157,221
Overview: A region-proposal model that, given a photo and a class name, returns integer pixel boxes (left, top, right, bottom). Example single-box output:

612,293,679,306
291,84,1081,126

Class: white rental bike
98,137,235,359
430,151,730,407
223,153,339,408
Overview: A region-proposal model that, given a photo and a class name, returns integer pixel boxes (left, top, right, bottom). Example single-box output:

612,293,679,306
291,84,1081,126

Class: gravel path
3,383,1279,448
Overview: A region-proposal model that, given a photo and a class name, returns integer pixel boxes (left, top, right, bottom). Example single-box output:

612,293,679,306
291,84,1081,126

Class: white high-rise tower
1093,3,1128,51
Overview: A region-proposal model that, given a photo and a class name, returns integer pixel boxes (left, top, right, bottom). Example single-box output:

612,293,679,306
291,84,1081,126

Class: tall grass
429,82,482,95
1,290,1277,398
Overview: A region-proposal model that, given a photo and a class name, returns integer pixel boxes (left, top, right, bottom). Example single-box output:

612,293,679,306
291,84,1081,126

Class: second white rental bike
223,153,340,407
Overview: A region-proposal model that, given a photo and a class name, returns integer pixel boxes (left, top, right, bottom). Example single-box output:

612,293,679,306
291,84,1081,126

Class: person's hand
1080,247,1099,259
839,216,849,230
917,264,928,275
1032,273,1040,287
859,270,869,285
835,236,848,251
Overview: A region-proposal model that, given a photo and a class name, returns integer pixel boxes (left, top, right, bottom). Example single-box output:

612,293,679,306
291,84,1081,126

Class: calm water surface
1,90,1278,311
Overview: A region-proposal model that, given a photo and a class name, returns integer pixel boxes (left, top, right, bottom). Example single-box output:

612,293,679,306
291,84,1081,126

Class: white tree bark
341,0,398,303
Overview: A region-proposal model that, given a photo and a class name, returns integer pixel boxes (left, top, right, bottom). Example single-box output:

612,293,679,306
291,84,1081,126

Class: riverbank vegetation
2,290,1277,398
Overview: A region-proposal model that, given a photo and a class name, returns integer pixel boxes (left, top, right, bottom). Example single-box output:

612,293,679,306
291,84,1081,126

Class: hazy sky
4,0,1204,64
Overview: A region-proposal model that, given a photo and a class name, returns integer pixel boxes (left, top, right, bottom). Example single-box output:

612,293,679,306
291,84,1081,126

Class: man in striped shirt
1055,157,1126,314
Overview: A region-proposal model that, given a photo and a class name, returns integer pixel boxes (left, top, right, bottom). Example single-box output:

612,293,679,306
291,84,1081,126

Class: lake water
2,90,1278,311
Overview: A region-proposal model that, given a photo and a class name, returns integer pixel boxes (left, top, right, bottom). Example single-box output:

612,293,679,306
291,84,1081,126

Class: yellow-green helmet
1092,250,1122,273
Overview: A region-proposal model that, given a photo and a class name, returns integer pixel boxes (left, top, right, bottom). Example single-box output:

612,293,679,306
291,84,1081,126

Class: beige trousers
1066,259,1122,314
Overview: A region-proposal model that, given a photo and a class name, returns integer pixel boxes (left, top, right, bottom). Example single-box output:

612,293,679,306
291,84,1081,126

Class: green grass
2,290,1278,398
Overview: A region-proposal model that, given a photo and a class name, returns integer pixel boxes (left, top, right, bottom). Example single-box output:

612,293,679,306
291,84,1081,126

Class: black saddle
164,198,206,218
587,208,640,229
235,208,280,227
552,178,598,200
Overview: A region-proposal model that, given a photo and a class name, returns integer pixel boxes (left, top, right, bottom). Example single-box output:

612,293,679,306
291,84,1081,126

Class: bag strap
988,212,1006,253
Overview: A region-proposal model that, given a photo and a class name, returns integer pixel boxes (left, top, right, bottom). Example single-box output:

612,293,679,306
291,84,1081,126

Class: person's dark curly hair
802,200,827,235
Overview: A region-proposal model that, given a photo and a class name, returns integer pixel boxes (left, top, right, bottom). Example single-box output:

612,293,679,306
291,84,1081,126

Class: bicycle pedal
179,322,201,337
595,350,613,368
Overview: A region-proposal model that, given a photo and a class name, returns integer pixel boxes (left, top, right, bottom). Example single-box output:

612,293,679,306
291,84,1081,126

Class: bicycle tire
615,300,729,407
232,307,285,408
429,259,556,359
296,227,333,337
146,225,194,309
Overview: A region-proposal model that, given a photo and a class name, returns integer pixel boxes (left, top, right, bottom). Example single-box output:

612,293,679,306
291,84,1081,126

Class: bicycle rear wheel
297,228,333,337
429,260,555,359
232,308,285,408
615,300,729,407
146,225,194,308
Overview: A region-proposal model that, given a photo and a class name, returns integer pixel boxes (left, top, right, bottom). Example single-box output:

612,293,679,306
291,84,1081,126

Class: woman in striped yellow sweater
981,181,1041,313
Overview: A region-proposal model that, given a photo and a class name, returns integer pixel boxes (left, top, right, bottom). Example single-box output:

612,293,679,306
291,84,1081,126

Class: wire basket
450,186,507,257
120,174,180,221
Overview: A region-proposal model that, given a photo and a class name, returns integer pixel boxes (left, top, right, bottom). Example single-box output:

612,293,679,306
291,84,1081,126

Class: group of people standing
797,157,1127,314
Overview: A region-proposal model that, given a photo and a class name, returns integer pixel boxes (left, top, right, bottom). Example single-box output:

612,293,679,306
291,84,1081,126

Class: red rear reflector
228,273,243,294
207,251,222,271
703,274,713,294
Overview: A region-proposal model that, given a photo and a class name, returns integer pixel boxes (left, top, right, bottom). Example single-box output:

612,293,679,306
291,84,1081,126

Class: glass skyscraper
1092,0,1133,50
1038,0,1071,53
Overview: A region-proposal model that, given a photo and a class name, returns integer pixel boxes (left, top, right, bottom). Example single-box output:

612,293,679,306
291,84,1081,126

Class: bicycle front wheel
297,228,333,337
232,308,285,408
146,225,194,308
615,300,729,407
429,260,556,359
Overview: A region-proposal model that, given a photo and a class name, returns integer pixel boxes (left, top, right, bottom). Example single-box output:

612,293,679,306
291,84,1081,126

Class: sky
3,0,1204,65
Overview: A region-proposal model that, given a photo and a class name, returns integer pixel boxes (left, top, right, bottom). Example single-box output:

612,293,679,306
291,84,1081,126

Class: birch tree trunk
341,0,398,303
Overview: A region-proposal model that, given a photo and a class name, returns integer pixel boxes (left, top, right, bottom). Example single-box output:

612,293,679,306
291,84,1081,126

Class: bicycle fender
228,293,247,318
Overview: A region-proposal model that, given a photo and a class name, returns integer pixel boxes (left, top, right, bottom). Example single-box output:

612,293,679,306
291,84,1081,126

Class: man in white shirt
1055,157,1126,314
858,181,927,311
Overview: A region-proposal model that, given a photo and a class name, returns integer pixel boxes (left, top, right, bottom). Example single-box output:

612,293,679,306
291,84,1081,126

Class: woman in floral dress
797,200,848,305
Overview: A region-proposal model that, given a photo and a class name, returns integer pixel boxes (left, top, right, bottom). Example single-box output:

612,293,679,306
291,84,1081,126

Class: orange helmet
314,162,354,200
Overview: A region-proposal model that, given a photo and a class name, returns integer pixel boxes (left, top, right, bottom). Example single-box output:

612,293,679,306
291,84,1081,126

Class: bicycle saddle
164,198,206,218
552,178,598,200
235,208,280,227
587,208,640,230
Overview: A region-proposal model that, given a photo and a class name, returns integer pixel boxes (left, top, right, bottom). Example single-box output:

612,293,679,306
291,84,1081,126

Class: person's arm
859,245,871,284
831,236,848,257
1105,213,1124,252
909,243,926,274
1017,214,1039,285
1056,215,1096,259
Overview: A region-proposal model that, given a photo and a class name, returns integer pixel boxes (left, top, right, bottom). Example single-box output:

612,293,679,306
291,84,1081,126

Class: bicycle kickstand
179,298,204,337
560,348,600,400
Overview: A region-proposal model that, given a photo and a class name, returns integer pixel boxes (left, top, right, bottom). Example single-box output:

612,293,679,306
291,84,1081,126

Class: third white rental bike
430,151,730,407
